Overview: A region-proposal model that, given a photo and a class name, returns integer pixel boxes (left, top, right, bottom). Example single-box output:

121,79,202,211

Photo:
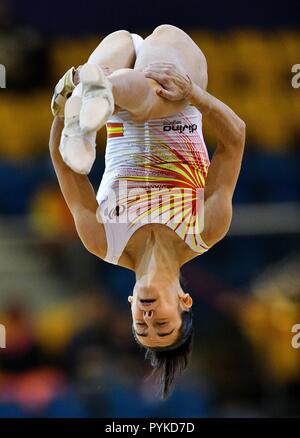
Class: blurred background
0,0,300,418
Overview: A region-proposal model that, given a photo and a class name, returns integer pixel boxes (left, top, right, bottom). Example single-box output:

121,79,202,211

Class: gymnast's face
128,281,193,348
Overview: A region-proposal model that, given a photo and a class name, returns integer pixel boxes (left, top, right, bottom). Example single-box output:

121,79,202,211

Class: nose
143,310,153,320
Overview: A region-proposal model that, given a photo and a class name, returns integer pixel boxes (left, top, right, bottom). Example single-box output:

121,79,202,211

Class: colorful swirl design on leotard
98,107,210,254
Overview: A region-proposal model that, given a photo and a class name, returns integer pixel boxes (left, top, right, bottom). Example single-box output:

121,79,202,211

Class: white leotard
96,105,211,265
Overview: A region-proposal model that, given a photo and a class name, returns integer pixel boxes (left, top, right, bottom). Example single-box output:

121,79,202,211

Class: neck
134,231,180,284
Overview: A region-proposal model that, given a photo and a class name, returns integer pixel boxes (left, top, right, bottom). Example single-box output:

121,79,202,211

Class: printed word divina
105,423,139,435
163,123,197,134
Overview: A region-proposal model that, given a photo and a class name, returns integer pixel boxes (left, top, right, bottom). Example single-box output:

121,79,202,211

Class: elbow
82,240,98,257
74,217,99,257
237,119,246,144
79,232,101,257
233,118,246,149
78,229,99,256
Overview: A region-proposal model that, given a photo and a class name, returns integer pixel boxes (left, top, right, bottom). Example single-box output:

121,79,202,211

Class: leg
107,68,187,122
61,26,208,173
135,25,208,90
61,31,136,174
87,30,136,71
104,25,208,122
72,30,136,98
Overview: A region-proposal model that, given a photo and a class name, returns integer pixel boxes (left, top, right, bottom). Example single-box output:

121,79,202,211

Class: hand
143,62,193,101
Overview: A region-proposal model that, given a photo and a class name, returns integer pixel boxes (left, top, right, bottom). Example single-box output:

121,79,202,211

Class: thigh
73,30,136,100
88,30,136,72
135,25,208,90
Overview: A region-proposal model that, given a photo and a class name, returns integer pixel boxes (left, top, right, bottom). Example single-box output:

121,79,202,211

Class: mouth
139,299,156,304
139,299,156,307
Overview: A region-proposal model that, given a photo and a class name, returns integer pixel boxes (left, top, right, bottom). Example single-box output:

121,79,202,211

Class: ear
179,293,193,310
128,296,133,304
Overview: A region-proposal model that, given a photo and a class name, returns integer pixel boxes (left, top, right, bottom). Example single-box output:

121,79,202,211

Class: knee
106,29,133,45
153,24,183,36
110,29,132,38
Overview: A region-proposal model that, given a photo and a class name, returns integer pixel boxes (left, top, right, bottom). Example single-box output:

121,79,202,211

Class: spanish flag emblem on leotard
107,122,124,138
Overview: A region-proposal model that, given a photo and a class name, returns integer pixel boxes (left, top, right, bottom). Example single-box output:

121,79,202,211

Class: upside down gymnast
49,25,246,398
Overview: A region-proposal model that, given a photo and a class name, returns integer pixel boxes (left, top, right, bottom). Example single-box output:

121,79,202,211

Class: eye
157,322,167,326
136,322,146,326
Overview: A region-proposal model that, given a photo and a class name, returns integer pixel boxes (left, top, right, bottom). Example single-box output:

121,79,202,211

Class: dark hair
133,310,194,399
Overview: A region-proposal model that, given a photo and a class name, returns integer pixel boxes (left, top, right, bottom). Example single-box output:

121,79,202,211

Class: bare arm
49,117,107,257
189,84,245,198
144,63,246,246
189,85,245,245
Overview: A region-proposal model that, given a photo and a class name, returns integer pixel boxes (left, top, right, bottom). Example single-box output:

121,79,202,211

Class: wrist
188,84,212,115
183,74,193,100
187,80,200,104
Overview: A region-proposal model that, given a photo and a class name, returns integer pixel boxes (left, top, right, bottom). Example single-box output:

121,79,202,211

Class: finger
156,88,177,100
144,71,169,85
143,67,167,76
144,64,175,74
144,67,182,81
144,65,173,74
146,62,175,69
